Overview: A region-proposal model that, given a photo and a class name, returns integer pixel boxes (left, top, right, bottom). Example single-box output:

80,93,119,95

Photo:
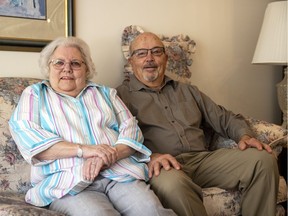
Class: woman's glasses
49,59,86,70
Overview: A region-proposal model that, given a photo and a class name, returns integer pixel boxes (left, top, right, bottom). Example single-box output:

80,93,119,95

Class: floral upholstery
0,192,64,216
0,77,287,215
209,117,287,155
121,26,288,216
0,77,63,215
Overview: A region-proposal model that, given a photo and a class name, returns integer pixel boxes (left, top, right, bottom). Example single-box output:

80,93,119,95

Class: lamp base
276,66,287,129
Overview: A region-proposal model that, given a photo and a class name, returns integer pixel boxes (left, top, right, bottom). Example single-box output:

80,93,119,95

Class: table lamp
252,1,287,129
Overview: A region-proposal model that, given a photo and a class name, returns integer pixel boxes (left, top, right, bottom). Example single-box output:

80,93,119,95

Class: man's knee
250,150,279,174
150,169,195,194
149,168,204,204
149,169,207,216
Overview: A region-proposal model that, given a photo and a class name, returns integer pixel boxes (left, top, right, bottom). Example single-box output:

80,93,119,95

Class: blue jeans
49,176,176,216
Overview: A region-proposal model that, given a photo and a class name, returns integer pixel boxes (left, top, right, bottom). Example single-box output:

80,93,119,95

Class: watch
77,145,83,158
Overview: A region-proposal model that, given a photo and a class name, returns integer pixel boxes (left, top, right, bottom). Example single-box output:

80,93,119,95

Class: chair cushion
203,176,287,215
0,192,64,215
203,187,241,215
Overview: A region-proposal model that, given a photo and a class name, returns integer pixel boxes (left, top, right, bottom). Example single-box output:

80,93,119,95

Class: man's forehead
132,33,163,49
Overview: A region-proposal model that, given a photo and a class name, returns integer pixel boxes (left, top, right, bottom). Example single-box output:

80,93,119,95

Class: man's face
129,33,168,88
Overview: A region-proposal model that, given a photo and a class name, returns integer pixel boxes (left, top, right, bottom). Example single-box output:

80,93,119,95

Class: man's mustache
143,62,158,68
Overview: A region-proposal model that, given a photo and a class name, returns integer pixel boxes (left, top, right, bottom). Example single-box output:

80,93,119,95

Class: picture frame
0,0,74,52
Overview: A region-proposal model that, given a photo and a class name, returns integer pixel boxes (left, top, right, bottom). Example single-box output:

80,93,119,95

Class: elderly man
117,32,279,216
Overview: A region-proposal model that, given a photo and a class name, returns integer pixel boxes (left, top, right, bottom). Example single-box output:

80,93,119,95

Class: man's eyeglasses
49,59,86,70
130,47,165,58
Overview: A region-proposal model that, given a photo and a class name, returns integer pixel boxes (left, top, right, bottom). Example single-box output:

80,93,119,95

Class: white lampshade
252,1,287,65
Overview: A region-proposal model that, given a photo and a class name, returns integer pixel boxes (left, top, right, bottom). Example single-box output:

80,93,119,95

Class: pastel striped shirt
9,80,151,207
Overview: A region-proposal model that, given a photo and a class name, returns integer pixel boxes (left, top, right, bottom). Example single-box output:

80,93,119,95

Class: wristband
77,145,83,158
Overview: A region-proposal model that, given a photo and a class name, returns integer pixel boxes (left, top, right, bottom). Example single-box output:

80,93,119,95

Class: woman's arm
35,141,118,166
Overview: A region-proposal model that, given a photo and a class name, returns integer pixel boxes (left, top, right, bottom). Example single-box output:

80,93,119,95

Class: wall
0,0,282,124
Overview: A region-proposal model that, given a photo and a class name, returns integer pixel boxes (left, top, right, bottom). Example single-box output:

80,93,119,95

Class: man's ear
164,53,168,61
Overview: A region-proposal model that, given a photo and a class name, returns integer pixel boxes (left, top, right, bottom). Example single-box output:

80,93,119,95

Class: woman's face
49,46,87,97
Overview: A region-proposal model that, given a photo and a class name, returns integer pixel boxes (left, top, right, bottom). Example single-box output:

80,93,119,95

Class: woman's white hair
39,36,96,80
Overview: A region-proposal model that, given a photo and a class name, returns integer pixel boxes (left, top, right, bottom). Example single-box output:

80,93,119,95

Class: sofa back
0,77,42,194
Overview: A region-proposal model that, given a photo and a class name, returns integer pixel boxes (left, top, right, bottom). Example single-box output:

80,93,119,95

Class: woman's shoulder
87,82,117,99
21,80,49,97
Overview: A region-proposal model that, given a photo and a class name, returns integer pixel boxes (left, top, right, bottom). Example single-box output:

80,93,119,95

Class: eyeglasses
49,59,86,70
130,47,165,58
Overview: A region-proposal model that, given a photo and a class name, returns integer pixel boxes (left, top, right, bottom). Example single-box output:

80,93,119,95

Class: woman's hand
34,142,118,164
82,144,118,167
82,144,137,181
83,156,107,181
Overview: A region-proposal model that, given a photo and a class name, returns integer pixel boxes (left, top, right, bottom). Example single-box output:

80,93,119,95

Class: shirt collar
41,80,100,98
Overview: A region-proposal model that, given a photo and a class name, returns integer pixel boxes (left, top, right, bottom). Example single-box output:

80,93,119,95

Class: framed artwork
0,0,74,51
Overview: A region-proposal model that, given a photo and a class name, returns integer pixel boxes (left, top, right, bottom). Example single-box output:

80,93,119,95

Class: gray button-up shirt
117,75,253,156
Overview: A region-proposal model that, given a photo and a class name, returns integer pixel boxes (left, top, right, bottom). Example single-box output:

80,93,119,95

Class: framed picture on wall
0,0,74,52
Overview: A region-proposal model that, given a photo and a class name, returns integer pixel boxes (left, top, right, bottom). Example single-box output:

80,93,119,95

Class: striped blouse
9,80,151,207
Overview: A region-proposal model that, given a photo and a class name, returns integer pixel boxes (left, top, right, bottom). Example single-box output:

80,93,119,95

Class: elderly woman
9,37,176,216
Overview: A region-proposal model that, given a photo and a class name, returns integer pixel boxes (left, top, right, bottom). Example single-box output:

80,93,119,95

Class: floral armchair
121,25,288,216
0,78,64,215
0,82,287,216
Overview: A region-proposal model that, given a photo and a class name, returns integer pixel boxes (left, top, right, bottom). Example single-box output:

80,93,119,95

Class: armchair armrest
246,117,287,144
246,117,287,156
269,136,288,149
209,117,287,156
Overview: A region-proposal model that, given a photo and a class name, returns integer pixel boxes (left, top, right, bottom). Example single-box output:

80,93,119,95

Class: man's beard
143,70,159,82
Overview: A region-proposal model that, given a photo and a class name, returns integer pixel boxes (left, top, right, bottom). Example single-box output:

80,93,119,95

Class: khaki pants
149,148,279,216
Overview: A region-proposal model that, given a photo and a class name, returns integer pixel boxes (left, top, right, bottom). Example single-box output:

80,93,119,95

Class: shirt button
165,106,168,109
171,120,175,123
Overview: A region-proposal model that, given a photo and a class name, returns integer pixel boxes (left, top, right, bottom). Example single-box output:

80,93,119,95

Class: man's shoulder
172,80,200,92
116,79,132,102
116,79,129,89
116,79,130,92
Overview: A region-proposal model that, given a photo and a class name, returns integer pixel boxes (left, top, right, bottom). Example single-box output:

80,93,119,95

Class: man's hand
148,153,181,178
238,135,273,153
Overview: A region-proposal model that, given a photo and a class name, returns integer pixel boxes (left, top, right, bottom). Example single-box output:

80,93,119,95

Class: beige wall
0,0,282,124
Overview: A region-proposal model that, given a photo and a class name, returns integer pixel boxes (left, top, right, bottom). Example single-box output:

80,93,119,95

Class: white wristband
77,145,83,158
